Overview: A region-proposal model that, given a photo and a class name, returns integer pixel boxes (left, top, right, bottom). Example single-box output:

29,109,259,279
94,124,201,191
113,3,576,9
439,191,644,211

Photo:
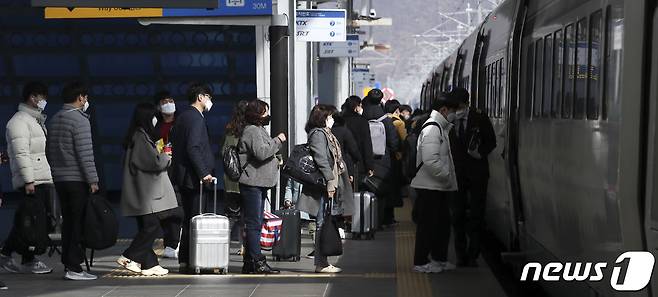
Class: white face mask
161,102,176,114
326,116,335,129
455,109,467,119
203,96,213,112
36,100,47,111
152,116,158,127
446,112,457,123
356,106,363,115
82,100,90,112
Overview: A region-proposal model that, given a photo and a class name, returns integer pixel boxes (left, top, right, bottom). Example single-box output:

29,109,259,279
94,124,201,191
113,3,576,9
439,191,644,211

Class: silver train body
420,0,658,296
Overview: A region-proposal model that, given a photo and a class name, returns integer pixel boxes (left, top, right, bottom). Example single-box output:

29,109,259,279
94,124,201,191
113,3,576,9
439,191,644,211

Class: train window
553,29,564,118
526,42,535,119
574,19,589,119
588,11,603,120
493,62,498,118
543,34,553,118
499,58,504,118
534,38,544,118
604,4,624,121
563,24,575,119
487,64,492,116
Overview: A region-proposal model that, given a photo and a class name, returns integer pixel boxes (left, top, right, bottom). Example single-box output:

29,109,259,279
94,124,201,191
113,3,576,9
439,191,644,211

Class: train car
422,0,654,296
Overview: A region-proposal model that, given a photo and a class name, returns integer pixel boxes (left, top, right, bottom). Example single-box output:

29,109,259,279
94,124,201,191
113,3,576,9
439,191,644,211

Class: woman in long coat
297,104,353,273
118,102,178,276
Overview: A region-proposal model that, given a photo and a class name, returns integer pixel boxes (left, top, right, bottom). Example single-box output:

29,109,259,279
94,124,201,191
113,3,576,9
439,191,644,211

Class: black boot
241,259,255,274
254,257,280,274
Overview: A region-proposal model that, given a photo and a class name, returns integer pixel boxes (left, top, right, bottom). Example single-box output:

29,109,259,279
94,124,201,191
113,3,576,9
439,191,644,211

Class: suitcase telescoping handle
199,177,218,215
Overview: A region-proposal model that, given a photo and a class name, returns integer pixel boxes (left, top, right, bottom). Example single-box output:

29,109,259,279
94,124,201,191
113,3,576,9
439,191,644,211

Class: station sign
44,0,272,19
319,34,359,58
295,9,347,42
352,67,376,92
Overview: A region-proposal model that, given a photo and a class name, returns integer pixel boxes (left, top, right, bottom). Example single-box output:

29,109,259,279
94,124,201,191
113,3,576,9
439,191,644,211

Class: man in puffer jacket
411,94,461,274
0,82,54,275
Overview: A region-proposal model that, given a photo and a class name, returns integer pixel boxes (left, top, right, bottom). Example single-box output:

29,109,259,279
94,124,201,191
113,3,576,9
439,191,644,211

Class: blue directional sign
164,0,272,16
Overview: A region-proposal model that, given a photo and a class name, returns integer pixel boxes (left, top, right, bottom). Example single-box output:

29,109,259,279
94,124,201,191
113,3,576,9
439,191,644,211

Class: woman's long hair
225,100,248,137
244,99,270,126
305,104,336,133
124,102,159,149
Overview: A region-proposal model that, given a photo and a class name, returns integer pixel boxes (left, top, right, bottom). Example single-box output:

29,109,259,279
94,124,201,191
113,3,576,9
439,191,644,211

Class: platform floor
0,201,508,297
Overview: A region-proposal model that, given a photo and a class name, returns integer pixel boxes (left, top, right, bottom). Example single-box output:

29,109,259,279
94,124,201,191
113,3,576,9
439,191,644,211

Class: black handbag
282,144,327,188
318,200,343,256
363,174,387,195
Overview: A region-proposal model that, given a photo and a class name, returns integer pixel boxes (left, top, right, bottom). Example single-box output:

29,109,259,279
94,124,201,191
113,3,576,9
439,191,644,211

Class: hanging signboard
319,34,360,57
295,9,346,42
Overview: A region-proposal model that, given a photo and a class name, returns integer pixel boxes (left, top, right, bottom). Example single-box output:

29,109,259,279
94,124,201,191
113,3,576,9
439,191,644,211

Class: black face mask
261,115,271,126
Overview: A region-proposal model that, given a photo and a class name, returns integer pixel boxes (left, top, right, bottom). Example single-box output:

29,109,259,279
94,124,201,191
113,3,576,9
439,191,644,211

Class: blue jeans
314,195,329,267
239,184,267,262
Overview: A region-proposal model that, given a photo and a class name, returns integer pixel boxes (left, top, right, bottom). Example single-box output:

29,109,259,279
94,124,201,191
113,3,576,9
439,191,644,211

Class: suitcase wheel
293,256,301,262
221,268,228,275
194,267,201,274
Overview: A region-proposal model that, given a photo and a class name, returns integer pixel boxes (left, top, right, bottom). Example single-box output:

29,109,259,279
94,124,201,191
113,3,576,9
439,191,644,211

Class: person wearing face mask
47,82,100,280
297,104,353,273
237,99,286,274
117,103,178,276
152,91,183,260
410,93,461,274
0,82,55,276
447,87,497,268
340,96,375,180
399,105,413,132
169,82,217,272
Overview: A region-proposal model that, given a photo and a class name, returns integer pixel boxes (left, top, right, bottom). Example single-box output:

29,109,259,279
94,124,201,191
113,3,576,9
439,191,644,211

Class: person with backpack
0,82,54,276
47,82,99,281
340,96,374,180
117,102,178,276
411,94,461,274
362,89,400,228
448,87,497,267
297,104,354,273
153,91,183,260
169,83,217,272
237,99,285,274
221,100,248,254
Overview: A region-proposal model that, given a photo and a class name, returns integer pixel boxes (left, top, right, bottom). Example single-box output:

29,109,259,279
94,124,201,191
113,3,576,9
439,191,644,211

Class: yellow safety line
395,202,433,297
104,272,396,279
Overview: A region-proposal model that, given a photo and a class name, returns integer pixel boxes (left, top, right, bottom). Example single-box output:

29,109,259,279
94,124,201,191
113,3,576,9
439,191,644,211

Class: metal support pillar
269,25,289,210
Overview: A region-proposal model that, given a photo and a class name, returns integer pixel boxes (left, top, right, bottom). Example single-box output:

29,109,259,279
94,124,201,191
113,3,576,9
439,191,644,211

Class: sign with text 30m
320,34,360,57
295,9,346,42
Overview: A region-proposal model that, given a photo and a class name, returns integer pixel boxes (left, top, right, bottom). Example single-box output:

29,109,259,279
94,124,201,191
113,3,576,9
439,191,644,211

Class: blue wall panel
0,6,256,193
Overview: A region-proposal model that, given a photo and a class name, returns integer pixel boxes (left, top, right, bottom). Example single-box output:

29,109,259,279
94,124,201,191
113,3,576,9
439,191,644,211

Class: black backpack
222,145,243,182
14,195,51,255
402,121,441,181
83,194,118,250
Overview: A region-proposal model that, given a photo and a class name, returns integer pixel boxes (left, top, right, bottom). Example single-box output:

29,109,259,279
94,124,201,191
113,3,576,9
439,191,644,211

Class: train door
503,0,527,250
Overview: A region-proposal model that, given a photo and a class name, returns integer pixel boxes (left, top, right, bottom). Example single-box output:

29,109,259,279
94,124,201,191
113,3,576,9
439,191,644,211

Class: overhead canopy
31,0,218,8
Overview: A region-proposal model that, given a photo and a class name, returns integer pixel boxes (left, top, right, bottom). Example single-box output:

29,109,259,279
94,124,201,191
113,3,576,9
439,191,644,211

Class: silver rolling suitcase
190,178,230,274
352,191,378,240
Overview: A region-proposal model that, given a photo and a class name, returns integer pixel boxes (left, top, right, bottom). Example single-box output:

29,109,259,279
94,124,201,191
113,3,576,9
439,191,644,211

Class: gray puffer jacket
47,104,99,183
5,103,53,190
238,125,283,188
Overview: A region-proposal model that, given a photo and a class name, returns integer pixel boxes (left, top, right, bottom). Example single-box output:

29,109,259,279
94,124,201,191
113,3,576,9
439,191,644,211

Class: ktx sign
295,9,346,42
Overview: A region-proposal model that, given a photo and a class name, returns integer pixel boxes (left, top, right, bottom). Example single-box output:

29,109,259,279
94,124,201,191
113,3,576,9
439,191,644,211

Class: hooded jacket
411,110,458,192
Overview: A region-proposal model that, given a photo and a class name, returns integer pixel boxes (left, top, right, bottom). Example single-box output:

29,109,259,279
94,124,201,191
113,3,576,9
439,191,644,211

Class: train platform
0,201,508,297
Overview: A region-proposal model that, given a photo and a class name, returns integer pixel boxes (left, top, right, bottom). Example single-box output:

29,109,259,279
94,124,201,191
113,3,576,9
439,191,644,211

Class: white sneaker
413,264,432,273
141,265,168,276
338,228,346,239
431,260,456,271
64,270,97,281
23,259,52,274
117,256,141,273
315,265,342,273
162,247,178,259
